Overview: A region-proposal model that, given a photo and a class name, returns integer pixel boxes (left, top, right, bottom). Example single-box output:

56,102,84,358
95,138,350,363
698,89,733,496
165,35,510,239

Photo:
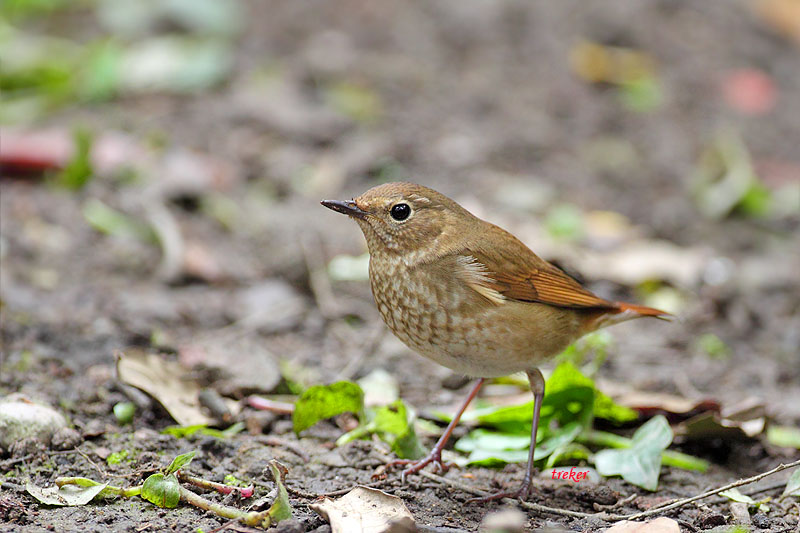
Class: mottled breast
368,252,583,377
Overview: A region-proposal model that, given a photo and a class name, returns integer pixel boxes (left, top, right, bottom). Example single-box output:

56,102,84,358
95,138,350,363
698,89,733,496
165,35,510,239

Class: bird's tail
586,301,672,332
616,301,672,319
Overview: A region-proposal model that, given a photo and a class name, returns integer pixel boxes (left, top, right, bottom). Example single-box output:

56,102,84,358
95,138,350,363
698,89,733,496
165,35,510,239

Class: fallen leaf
692,131,771,219
752,0,800,45
595,416,672,491
358,369,399,407
119,37,232,93
230,280,308,334
603,517,680,533
178,336,281,396
310,486,415,533
720,487,770,512
26,481,108,507
782,468,800,498
116,348,214,426
767,425,800,449
569,41,656,85
293,381,364,434
479,507,527,533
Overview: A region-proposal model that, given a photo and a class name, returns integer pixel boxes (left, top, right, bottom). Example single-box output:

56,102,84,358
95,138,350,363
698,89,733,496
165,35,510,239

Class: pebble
0,395,68,451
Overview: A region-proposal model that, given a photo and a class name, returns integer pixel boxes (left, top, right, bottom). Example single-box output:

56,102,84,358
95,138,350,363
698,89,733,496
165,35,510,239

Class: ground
1,1,799,532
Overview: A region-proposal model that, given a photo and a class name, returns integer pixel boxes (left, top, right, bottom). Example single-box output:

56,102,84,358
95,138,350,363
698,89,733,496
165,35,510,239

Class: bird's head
321,182,475,260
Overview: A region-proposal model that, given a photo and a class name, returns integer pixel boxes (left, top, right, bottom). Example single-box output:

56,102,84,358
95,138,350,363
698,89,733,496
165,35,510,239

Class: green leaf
162,422,245,439
80,40,122,101
695,333,730,359
535,422,583,461
455,422,583,467
266,462,292,523
456,429,531,454
141,473,180,508
166,451,196,475
544,204,584,241
721,487,770,512
113,401,135,425
292,381,364,434
335,400,425,459
461,362,602,432
83,198,156,242
767,425,800,450
391,426,427,460
782,468,800,499
374,401,425,459
26,480,108,506
618,76,663,113
53,128,93,190
106,450,129,465
547,361,637,425
594,415,672,490
545,443,592,469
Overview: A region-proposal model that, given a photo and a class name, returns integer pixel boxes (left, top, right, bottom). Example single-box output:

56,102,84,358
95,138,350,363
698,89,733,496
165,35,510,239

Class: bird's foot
385,450,453,483
467,479,532,504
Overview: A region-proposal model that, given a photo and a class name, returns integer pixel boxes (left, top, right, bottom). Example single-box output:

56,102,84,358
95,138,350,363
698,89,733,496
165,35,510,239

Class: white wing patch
456,255,506,305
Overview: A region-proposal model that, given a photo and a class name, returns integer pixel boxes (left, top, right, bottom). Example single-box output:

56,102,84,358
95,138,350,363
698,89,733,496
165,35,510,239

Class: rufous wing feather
464,248,619,310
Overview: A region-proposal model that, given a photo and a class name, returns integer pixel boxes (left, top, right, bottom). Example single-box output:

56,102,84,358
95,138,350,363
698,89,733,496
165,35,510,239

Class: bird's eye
390,203,411,221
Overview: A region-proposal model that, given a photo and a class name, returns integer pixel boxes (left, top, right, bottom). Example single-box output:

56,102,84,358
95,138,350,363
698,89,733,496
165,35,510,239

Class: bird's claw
467,482,532,504
386,452,453,483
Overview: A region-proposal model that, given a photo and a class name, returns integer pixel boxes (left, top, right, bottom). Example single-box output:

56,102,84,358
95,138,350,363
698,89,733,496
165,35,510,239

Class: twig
0,454,34,468
417,471,598,519
255,436,310,463
593,493,636,512
178,472,254,498
603,459,800,521
246,396,295,415
285,479,391,499
416,459,800,522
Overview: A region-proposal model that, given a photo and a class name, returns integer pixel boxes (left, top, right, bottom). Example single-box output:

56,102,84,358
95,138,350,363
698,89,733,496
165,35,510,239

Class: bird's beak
320,199,369,220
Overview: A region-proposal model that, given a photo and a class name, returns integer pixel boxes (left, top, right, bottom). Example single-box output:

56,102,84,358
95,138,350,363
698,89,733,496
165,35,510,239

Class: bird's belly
371,267,578,377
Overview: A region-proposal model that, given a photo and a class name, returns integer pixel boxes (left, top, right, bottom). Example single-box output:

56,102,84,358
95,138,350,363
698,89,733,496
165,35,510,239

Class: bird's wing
454,225,619,310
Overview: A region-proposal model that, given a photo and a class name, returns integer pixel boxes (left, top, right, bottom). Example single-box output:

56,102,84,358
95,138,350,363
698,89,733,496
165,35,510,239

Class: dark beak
320,199,369,220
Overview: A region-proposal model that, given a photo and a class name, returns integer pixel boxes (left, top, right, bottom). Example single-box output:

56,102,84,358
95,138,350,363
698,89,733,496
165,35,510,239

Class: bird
321,182,668,501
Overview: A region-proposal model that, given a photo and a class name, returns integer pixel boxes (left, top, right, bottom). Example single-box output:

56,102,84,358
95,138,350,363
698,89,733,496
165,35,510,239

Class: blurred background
2,0,799,437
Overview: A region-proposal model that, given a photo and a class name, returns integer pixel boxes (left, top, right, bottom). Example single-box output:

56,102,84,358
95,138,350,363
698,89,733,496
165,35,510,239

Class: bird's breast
368,253,577,377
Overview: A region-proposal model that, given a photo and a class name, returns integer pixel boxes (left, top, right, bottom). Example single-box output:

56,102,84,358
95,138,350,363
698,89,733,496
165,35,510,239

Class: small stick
417,470,598,519
246,396,295,415
178,472,254,498
593,493,637,512
603,459,800,521
285,479,391,499
255,436,310,463
416,459,800,522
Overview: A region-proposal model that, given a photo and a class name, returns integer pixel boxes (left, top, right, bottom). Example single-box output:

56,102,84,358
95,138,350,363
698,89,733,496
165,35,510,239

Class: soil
1,1,799,532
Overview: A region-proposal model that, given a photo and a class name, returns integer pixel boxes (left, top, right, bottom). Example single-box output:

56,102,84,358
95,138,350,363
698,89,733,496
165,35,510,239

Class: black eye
390,203,411,221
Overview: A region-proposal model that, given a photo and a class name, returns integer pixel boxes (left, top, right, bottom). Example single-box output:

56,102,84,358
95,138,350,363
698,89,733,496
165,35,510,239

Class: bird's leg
469,368,545,503
386,378,485,483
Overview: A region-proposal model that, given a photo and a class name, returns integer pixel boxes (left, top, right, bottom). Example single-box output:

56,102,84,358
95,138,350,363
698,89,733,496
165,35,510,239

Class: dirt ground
1,1,799,532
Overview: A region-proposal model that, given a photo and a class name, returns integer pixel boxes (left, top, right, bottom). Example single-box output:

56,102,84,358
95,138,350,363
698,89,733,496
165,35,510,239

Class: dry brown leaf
753,0,800,44
310,486,416,533
116,348,214,426
603,517,680,533
178,336,281,396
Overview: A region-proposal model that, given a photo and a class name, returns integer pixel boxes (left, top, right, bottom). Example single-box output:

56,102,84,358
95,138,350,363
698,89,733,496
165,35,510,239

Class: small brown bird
322,182,667,501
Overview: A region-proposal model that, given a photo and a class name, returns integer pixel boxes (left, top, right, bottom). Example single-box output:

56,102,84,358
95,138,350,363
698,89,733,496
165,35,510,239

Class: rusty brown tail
616,301,672,319
583,301,672,333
